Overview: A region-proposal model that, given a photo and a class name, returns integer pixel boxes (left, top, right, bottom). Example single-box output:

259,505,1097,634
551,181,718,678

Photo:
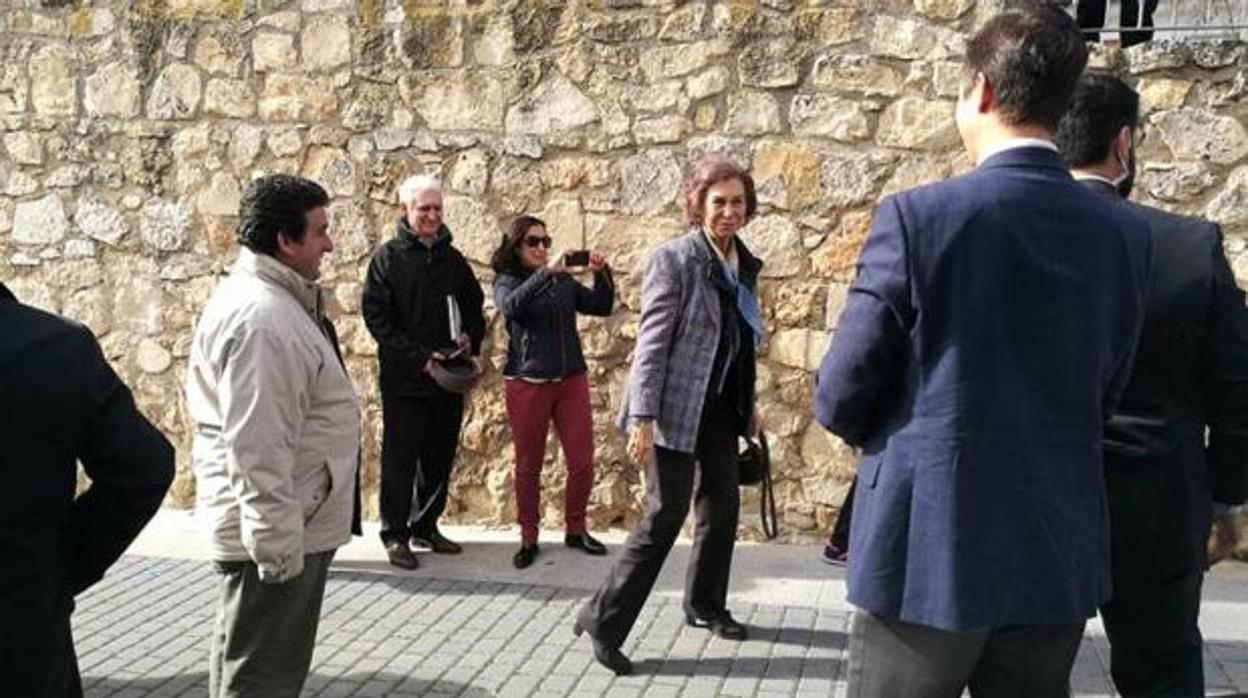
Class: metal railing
1068,0,1248,41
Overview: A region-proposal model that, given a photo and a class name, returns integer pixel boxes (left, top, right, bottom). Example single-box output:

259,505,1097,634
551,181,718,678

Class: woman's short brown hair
681,153,757,228
491,215,546,276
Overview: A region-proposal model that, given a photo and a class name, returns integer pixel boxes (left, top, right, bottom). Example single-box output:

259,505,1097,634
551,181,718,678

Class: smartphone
565,249,591,267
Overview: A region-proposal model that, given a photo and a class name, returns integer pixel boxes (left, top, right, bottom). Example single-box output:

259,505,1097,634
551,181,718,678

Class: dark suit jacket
814,147,1152,631
0,282,174,696
1081,179,1248,584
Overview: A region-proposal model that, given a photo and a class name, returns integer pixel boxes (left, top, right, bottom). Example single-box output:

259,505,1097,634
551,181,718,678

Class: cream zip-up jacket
187,248,360,583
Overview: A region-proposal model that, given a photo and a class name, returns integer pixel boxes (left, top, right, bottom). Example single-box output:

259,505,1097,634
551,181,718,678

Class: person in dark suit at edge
0,283,175,697
813,4,1153,696
1056,72,1248,698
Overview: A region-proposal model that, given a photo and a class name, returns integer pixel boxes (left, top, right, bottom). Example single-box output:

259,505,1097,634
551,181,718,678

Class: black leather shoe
686,612,748,641
573,620,632,675
385,541,419,570
411,530,462,554
564,533,607,556
513,544,540,569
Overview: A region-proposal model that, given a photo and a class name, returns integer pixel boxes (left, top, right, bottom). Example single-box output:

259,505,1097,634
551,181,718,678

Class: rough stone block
13,193,70,245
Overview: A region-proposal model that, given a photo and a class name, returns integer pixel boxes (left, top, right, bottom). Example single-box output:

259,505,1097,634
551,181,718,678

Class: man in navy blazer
1057,73,1248,698
814,6,1152,696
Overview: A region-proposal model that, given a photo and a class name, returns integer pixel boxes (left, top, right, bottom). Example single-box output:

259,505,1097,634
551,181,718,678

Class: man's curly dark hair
235,174,330,256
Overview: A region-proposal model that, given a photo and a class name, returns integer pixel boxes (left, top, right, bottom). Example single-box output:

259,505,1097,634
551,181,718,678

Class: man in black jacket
0,282,175,697
362,175,486,569
1057,73,1248,697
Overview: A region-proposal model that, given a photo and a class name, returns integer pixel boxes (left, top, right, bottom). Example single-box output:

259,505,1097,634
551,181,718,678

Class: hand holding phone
565,249,591,268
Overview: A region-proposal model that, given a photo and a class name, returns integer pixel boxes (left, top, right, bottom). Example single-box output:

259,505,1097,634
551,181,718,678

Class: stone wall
2,0,1246,542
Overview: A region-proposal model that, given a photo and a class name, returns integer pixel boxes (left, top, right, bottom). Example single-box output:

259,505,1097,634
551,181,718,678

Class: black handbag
739,431,778,539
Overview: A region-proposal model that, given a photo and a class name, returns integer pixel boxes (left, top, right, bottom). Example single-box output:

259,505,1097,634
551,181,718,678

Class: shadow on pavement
84,671,205,696
631,655,843,681
746,624,847,650
84,671,495,697
326,560,595,603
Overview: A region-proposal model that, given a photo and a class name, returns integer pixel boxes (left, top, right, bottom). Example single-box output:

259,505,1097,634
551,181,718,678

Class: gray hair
395,174,442,204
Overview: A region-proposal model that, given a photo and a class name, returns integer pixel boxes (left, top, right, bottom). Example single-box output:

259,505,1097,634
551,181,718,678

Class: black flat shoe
564,533,607,556
384,541,419,570
513,544,539,569
573,620,632,675
410,530,462,554
686,613,748,641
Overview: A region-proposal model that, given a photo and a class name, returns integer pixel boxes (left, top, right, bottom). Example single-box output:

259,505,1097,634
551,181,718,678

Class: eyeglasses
522,236,552,249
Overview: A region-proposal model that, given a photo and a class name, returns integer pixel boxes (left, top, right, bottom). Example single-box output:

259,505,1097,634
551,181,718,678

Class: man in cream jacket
187,174,360,697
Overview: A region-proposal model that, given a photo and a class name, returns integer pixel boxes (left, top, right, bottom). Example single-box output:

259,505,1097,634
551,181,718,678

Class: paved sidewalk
75,511,1248,697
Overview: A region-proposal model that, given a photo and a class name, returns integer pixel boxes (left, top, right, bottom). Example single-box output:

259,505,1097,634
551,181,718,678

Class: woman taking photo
491,215,615,570
574,154,765,675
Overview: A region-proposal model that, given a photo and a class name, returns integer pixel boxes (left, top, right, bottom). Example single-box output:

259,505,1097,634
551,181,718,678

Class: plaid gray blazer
617,228,762,453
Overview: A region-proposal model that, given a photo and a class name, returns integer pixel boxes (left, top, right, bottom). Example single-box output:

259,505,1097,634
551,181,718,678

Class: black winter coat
494,266,614,379
362,221,486,398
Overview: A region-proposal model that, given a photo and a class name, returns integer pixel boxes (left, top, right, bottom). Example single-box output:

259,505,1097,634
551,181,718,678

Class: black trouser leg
379,394,426,544
968,623,1086,698
1076,0,1107,42
1100,450,1207,696
830,475,858,551
49,613,82,698
577,444,696,649
1101,572,1204,697
683,404,741,619
1120,0,1159,47
411,394,464,535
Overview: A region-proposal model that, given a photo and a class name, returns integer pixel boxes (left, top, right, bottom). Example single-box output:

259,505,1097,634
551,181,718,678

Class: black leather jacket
494,266,614,379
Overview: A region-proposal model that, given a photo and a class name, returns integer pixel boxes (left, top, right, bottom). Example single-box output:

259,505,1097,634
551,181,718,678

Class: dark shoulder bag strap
758,433,778,540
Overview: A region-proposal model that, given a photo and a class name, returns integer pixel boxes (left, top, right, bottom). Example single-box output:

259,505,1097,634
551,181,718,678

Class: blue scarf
718,258,765,348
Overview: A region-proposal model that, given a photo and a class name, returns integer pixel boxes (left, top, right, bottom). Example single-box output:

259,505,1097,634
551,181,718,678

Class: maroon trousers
504,373,595,545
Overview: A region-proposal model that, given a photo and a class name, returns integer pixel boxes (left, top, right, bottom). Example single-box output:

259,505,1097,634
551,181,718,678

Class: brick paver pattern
73,557,1248,697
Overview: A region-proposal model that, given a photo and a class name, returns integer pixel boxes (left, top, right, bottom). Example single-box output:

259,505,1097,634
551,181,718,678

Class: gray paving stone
71,556,1248,697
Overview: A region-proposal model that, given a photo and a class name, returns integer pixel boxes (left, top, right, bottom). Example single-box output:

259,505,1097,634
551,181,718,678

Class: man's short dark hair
1055,73,1141,169
236,174,330,255
965,2,1089,131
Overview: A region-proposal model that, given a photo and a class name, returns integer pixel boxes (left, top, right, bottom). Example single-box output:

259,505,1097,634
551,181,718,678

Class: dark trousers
379,392,464,543
5,598,81,698
847,611,1085,698
209,551,334,697
828,475,858,551
45,614,82,698
1101,452,1207,697
1101,573,1204,697
577,400,740,649
1077,0,1160,47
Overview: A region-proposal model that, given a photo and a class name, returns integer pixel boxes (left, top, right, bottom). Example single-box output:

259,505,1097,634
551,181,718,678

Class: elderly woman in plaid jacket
573,154,766,675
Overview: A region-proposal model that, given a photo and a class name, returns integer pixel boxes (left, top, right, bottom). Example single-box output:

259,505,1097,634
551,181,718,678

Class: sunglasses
522,236,552,249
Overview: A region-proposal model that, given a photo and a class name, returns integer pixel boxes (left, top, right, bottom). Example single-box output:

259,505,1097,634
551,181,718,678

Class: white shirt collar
1073,173,1118,188
976,138,1059,166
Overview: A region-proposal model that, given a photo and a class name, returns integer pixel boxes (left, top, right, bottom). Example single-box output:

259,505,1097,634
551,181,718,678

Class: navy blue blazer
814,147,1152,631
